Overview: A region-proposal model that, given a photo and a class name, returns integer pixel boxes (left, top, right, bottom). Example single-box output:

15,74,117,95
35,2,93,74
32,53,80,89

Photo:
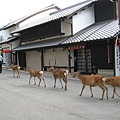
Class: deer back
82,75,103,86
11,64,20,71
106,76,120,87
55,69,68,79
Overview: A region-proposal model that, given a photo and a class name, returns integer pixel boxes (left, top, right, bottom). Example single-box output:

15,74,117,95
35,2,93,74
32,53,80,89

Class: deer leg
90,86,93,98
103,85,108,100
62,78,67,91
54,78,56,88
98,85,105,100
34,77,36,85
16,71,18,78
41,76,46,87
29,76,32,84
18,71,20,78
13,70,15,77
112,85,120,98
64,81,67,91
59,78,63,89
38,77,41,86
79,85,86,96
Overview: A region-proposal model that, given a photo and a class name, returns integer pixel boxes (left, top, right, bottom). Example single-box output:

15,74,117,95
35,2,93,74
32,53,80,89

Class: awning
13,37,69,51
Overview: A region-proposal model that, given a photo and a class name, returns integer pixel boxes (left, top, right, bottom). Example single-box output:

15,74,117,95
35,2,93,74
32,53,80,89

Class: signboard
115,38,120,76
68,45,85,50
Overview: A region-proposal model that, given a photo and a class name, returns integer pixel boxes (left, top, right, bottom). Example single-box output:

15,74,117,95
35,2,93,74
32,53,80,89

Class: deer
25,67,46,87
49,59,68,91
11,64,20,78
105,76,120,98
73,71,108,100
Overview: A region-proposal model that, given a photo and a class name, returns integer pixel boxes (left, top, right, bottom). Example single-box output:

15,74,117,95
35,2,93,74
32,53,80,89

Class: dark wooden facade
20,19,62,43
74,40,115,74
94,0,117,22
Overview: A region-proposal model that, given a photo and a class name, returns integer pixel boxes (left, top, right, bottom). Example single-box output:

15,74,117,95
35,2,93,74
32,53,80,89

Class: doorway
18,52,26,70
74,48,92,74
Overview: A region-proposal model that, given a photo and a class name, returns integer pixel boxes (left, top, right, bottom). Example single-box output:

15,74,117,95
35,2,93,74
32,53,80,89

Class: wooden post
41,50,44,71
68,49,71,73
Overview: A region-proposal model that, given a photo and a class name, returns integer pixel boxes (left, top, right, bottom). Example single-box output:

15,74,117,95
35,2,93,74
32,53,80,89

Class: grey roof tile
12,0,93,33
0,4,60,30
13,36,69,51
0,36,19,45
61,20,119,44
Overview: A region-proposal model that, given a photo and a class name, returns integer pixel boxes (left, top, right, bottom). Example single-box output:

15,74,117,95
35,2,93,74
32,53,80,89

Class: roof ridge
50,0,93,15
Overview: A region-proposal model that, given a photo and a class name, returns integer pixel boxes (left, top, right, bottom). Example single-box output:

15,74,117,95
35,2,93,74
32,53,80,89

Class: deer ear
77,70,81,74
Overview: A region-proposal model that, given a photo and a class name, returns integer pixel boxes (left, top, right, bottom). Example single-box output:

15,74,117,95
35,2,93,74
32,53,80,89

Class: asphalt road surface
0,69,120,120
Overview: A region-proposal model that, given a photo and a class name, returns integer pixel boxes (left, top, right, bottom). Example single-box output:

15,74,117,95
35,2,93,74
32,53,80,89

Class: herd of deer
10,63,120,100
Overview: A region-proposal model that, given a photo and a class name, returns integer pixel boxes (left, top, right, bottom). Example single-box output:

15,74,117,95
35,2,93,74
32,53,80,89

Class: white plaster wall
19,8,58,28
11,39,20,49
0,29,9,40
0,25,18,41
26,51,41,69
44,48,68,67
61,19,72,36
73,5,95,34
9,26,17,33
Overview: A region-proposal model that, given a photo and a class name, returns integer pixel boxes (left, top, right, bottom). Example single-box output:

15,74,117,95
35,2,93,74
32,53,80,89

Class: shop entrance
74,48,92,74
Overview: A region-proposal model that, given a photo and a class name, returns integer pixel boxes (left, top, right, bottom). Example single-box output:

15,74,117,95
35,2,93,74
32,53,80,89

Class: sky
0,0,85,27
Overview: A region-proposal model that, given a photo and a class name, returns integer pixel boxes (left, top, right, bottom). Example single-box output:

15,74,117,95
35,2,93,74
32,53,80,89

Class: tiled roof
13,19,119,51
12,0,93,33
13,37,69,51
0,4,60,30
61,19,119,44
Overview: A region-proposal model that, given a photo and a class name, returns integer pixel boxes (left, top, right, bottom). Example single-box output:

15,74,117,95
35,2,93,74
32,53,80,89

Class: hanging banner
115,38,120,76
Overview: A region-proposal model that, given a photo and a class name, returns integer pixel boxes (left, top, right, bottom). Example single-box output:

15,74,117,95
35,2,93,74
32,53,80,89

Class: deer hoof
91,95,93,98
99,98,103,100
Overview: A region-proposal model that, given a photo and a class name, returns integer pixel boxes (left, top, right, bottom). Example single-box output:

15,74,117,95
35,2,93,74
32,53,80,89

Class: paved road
0,69,120,120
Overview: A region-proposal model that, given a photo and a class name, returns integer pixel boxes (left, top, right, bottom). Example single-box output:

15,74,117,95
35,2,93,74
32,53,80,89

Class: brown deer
73,71,108,100
25,67,46,87
49,59,68,91
105,76,120,98
11,64,20,78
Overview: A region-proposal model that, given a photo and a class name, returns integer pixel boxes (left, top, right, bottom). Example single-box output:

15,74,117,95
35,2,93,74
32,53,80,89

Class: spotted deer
73,71,108,100
49,59,68,91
